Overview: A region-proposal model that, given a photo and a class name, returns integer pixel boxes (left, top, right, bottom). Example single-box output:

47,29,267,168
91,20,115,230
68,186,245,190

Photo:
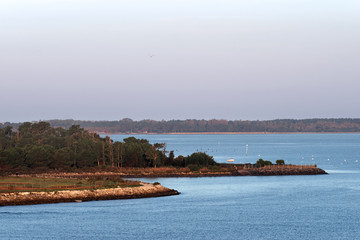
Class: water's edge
0,182,180,206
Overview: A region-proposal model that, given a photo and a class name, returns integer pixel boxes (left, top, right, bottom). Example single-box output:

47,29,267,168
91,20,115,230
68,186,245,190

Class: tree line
3,118,360,133
0,122,216,171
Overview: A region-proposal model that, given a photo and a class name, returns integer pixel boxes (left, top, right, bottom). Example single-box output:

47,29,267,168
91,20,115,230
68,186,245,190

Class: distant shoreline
101,132,360,135
5,118,360,134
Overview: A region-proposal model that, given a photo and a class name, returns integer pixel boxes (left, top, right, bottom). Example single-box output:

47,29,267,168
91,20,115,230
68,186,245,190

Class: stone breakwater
237,167,328,176
121,167,327,178
0,183,180,206
13,166,327,179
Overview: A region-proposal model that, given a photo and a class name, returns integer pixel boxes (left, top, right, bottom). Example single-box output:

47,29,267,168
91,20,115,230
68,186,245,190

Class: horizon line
2,117,360,124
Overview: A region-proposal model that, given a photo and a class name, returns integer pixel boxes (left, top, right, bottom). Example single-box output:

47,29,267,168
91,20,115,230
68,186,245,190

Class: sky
1,0,360,123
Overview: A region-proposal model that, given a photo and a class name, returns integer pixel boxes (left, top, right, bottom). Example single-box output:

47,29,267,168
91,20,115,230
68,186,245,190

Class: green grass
0,177,141,193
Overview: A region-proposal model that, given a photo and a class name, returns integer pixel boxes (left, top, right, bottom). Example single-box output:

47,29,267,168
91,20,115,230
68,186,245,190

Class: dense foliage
256,159,273,167
276,159,285,165
3,118,360,133
0,122,216,171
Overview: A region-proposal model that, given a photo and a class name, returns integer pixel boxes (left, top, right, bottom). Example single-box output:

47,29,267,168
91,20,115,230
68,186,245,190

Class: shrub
188,164,201,172
186,152,216,167
276,159,285,165
256,159,273,167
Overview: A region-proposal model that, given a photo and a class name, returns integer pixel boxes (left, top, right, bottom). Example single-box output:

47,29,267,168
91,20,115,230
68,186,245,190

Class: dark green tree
276,159,285,165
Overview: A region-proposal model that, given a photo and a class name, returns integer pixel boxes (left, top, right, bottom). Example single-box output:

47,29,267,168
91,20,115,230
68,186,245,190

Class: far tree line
2,118,360,133
0,122,216,171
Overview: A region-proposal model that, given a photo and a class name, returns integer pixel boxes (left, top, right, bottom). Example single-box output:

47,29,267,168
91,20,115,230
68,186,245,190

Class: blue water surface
111,133,360,170
1,134,360,239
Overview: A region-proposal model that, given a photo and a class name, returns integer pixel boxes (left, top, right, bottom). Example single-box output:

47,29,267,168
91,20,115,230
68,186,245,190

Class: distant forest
2,118,360,133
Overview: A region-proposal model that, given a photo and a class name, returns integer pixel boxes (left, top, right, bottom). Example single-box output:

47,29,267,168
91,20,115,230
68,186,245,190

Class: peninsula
0,163,326,206
0,122,327,206
0,176,179,206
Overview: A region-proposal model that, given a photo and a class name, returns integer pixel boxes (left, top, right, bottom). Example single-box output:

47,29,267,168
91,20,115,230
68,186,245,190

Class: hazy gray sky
1,0,359,122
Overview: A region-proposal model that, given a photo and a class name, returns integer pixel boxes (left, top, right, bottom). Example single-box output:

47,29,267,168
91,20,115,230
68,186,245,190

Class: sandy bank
0,183,179,206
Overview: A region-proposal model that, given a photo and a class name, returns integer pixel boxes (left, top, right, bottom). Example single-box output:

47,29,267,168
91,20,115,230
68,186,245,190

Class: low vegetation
0,176,140,193
255,159,287,167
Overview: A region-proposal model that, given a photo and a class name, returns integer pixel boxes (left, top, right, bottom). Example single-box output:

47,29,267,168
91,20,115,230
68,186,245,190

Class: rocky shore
120,165,327,177
0,183,180,206
120,168,327,177
21,165,327,179
237,166,328,176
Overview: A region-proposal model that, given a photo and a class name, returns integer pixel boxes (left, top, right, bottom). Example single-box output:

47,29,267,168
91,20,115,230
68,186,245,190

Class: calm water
1,134,360,240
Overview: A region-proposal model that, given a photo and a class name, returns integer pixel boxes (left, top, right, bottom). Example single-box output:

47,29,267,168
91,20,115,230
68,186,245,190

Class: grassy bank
0,176,140,193
9,164,327,179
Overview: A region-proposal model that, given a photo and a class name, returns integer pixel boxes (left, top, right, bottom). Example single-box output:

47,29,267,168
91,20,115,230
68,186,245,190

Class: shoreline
101,132,360,135
0,182,180,206
121,167,328,178
18,165,327,179
1,165,327,206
